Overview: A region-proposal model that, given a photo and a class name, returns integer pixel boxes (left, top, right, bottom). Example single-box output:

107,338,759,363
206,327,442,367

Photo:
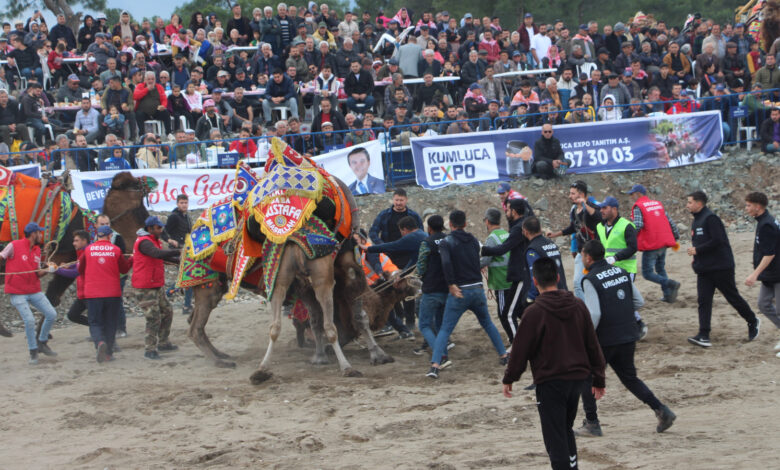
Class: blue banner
410,111,723,189
218,151,240,167
9,163,41,179
80,176,116,211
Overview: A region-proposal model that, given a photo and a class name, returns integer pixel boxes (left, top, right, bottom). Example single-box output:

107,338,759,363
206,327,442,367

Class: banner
70,169,236,212
410,111,724,189
9,163,41,179
68,142,387,212
312,140,386,196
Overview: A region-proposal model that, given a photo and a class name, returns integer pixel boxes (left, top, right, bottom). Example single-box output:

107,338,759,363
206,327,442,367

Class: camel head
101,171,156,250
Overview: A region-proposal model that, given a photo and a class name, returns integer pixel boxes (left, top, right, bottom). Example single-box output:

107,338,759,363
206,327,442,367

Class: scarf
462,88,486,106
547,46,561,66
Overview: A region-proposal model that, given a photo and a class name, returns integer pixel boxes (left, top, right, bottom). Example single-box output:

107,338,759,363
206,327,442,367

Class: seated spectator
195,100,226,141
598,94,622,121
135,133,166,168
103,104,126,137
312,98,347,133
166,84,191,131
228,87,254,128
262,68,299,126
229,127,258,158
100,146,132,170
182,80,204,128
68,97,101,144
564,100,593,123
478,66,504,103
628,97,647,118
414,72,448,112
759,107,780,153
446,110,472,134
70,133,97,171
387,88,413,120
101,76,135,140
311,63,339,111
315,121,344,152
0,90,28,147
463,83,487,121
134,71,172,137
344,59,375,114
511,80,540,111
531,123,565,179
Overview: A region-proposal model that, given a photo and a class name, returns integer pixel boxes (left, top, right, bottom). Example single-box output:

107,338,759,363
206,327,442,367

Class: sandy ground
1,231,779,470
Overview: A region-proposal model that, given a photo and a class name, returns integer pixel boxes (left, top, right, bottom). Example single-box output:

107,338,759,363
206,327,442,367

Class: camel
99,169,401,377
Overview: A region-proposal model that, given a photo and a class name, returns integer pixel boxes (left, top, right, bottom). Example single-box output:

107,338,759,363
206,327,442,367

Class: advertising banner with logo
8,163,42,179
311,140,386,196
409,111,723,189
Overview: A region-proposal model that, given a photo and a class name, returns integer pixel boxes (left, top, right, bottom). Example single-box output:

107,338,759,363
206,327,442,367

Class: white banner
69,168,237,212
312,140,386,195
67,141,387,213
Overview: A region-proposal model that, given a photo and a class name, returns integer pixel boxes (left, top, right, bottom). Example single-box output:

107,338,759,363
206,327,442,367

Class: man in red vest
0,222,59,364
79,225,133,363
627,185,681,303
133,216,180,360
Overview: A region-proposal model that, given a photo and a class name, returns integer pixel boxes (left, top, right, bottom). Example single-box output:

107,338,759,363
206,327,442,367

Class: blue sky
107,0,174,20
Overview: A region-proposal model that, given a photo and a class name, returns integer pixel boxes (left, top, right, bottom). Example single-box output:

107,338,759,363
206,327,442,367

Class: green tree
2,0,107,35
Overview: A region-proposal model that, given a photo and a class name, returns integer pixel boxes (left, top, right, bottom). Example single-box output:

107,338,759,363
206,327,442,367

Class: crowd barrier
3,89,776,187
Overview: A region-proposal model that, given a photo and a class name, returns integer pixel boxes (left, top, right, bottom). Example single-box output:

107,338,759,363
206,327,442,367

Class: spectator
134,71,171,137
50,13,77,51
99,146,132,170
263,68,299,125
532,123,565,179
598,94,622,121
759,107,780,153
755,53,780,91
135,133,166,168
0,89,28,147
344,59,375,114
69,97,101,144
195,100,226,141
311,97,347,133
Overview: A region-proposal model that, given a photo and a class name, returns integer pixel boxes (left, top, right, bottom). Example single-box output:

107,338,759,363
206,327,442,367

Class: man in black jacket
576,240,676,437
480,198,533,342
344,59,375,114
759,107,780,153
532,123,566,179
162,194,193,316
686,190,760,347
415,215,450,358
427,210,508,378
0,90,28,147
743,192,780,345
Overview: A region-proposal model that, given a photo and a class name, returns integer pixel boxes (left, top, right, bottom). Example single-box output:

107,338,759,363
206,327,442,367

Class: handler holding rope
0,222,59,365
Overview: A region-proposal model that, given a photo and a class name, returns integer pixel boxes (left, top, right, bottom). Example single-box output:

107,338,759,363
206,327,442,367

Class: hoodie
439,229,483,287
597,93,622,121
502,289,606,387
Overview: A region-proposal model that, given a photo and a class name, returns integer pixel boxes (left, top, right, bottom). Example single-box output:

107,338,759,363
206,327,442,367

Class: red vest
81,240,130,298
631,196,676,251
4,239,42,295
132,234,165,289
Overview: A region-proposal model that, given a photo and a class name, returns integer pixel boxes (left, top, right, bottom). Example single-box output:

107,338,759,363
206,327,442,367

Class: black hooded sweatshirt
503,289,606,387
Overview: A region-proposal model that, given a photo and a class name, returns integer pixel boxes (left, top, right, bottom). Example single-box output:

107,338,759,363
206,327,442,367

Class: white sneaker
776,351,780,359
774,340,780,351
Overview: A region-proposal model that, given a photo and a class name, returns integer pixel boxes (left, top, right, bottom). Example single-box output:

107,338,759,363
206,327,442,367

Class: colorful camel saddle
0,170,89,245
249,138,326,244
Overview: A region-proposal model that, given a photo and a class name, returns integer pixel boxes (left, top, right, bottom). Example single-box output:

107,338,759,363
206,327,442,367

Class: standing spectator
576,240,676,437
134,71,171,137
502,257,606,470
132,216,180,360
685,191,761,348
162,194,193,316
397,36,424,79
260,7,282,54
627,184,681,302
49,13,77,51
531,123,565,179
227,4,252,44
427,210,508,378
79,225,132,363
743,192,780,348
0,223,58,365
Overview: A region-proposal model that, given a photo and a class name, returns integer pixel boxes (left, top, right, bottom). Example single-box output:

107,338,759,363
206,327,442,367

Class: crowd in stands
0,6,777,170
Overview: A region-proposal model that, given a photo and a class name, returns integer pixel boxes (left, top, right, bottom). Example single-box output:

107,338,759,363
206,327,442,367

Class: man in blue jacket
262,68,299,126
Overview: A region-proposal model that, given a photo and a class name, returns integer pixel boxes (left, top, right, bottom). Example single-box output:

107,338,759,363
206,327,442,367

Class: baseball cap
464,13,473,19
212,88,224,94
497,182,512,193
626,184,646,195
579,24,588,30
144,216,163,228
599,196,619,208
24,222,44,235
579,73,588,80
715,84,726,91
97,225,113,236
68,74,79,81
441,11,450,16
484,208,502,225
488,99,500,105
524,13,533,18
468,83,482,90
321,121,333,127
318,21,327,28
217,70,229,77
499,106,510,113
203,99,215,107
512,50,522,57
623,70,632,76
388,57,399,66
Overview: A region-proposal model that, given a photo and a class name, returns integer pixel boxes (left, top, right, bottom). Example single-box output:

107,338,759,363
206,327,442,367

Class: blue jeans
767,144,780,153
641,248,669,295
20,66,43,82
346,95,375,113
9,292,58,351
418,292,447,349
431,287,506,365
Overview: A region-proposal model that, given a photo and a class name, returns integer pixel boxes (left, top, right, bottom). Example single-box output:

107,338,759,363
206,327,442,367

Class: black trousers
67,298,89,326
581,342,662,422
501,281,525,342
696,269,757,336
87,297,121,355
536,379,584,470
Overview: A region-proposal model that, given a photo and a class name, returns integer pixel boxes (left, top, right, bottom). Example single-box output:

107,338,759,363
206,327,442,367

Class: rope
0,240,134,276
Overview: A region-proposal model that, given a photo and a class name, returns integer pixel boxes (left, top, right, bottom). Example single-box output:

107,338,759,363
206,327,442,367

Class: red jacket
3,239,42,295
229,139,258,158
132,234,165,288
133,82,168,111
631,196,676,251
79,240,132,298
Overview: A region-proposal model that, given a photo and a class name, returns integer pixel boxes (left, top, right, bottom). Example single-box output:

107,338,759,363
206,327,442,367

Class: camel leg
187,285,235,368
311,273,361,378
354,307,394,365
300,289,329,364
